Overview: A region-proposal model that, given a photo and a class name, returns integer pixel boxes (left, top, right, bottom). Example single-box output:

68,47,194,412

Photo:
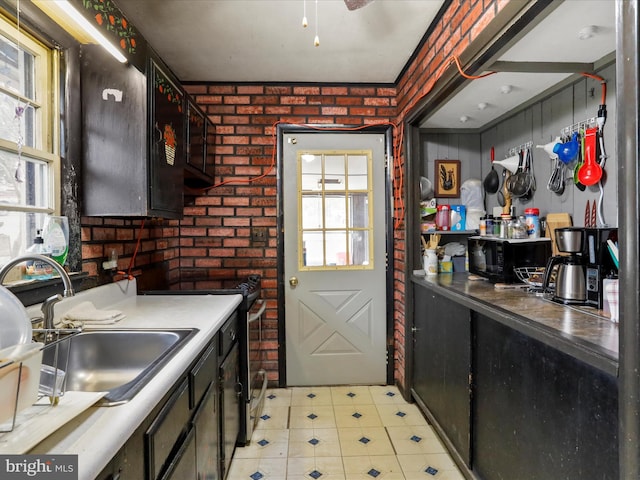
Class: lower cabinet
97,320,238,480
411,282,619,480
473,314,618,480
412,287,471,465
219,313,241,479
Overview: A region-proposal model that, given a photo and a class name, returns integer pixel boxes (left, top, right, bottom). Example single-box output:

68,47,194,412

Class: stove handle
248,299,266,322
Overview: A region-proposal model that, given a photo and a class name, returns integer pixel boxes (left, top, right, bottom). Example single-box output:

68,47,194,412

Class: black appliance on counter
584,227,618,309
468,236,552,283
143,274,266,448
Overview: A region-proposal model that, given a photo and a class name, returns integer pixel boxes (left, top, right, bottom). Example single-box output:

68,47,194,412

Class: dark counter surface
412,272,619,376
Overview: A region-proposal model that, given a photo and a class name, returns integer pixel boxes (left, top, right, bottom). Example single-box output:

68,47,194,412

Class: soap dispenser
23,230,53,280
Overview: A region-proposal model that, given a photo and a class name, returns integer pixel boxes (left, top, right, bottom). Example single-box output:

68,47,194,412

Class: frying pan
483,147,499,194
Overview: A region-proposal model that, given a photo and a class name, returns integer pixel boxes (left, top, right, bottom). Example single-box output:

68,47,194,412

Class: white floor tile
286,456,346,480
291,387,333,406
330,385,375,405
334,404,383,428
228,387,464,480
396,454,465,479
369,385,407,405
337,426,395,456
342,454,406,479
264,388,293,406
235,428,290,459
255,405,290,430
288,428,342,458
225,457,288,480
289,405,337,429
386,425,446,455
376,403,429,427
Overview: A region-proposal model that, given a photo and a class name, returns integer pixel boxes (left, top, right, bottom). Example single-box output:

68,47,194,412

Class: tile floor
227,385,465,480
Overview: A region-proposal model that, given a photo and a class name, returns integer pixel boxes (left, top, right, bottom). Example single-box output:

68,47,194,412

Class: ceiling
113,0,616,129
114,0,444,84
421,0,616,129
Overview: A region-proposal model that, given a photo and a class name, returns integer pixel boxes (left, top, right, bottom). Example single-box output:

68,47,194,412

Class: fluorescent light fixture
32,0,127,63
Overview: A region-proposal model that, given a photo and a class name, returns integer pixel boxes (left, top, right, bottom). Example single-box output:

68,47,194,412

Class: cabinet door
220,343,240,479
149,58,185,217
81,45,148,216
160,427,196,480
187,101,206,173
473,314,618,480
195,383,220,480
145,379,190,480
412,286,471,465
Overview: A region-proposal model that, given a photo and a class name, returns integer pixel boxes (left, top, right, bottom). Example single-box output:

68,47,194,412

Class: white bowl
0,285,32,349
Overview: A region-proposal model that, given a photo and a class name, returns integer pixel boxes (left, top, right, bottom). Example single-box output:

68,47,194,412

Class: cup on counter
423,250,438,276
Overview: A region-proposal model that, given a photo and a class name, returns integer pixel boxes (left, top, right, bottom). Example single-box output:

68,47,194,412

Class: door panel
283,132,387,386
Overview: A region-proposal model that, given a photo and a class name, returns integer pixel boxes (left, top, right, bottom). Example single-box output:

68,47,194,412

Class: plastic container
525,208,540,238
23,230,53,280
435,205,450,231
479,217,487,236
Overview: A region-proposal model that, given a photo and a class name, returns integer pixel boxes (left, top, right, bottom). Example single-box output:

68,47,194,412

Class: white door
283,131,388,386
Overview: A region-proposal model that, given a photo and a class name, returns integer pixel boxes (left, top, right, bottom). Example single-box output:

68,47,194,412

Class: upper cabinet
185,100,215,189
81,45,185,218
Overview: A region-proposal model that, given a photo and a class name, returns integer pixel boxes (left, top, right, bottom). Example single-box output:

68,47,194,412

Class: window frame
0,14,62,270
0,12,61,249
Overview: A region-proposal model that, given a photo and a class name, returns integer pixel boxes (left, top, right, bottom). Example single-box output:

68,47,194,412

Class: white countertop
25,279,242,479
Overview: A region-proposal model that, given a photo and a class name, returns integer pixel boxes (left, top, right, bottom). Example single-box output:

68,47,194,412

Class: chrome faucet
0,254,75,330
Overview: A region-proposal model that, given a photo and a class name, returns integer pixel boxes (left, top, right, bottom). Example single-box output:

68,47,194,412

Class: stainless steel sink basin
42,329,198,405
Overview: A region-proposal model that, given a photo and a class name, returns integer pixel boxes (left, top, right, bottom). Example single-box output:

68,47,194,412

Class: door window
298,151,372,270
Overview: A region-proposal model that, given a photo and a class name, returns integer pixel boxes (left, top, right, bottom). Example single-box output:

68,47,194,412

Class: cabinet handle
411,326,419,333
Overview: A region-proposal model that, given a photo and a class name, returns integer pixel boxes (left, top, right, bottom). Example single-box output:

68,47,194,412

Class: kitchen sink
42,329,198,405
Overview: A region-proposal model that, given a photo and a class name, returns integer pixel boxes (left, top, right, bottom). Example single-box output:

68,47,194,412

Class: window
0,14,59,267
298,151,373,270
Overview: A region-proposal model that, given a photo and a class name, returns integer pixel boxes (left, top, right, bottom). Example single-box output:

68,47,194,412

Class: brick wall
182,84,398,384
79,0,503,391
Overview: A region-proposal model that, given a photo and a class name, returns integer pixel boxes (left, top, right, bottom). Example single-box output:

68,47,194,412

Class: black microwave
468,236,552,283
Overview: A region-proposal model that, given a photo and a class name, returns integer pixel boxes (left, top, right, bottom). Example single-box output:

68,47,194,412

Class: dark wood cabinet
412,285,471,465
97,327,233,480
80,45,184,219
219,313,241,479
410,279,619,480
148,56,185,215
473,314,618,480
185,101,215,189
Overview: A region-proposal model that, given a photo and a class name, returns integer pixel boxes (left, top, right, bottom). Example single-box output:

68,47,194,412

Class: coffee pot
543,227,587,305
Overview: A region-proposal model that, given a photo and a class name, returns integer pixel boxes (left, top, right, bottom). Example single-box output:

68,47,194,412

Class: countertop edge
412,274,619,377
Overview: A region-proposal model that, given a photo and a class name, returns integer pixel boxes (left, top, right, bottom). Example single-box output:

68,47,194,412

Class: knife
585,200,591,227
591,200,597,228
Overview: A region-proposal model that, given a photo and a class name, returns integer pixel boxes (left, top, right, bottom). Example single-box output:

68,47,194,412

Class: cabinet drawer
145,379,190,480
219,312,239,359
190,341,217,410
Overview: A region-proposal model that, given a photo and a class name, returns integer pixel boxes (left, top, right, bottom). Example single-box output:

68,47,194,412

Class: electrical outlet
251,227,268,245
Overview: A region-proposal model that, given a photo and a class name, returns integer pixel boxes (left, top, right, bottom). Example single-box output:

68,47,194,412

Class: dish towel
56,301,125,329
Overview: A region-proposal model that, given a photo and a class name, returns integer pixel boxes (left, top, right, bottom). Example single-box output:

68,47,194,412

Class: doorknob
289,276,299,287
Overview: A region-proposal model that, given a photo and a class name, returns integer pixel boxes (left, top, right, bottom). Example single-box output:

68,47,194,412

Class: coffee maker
543,227,587,305
584,227,618,308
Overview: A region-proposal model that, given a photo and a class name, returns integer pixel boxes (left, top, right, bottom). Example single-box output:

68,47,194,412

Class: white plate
0,286,32,349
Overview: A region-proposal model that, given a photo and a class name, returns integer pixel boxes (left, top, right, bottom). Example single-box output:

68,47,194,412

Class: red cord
116,218,145,280
581,72,606,105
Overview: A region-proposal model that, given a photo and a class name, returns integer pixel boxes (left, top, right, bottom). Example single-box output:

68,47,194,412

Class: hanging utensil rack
507,141,533,156
0,328,80,433
561,117,597,137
